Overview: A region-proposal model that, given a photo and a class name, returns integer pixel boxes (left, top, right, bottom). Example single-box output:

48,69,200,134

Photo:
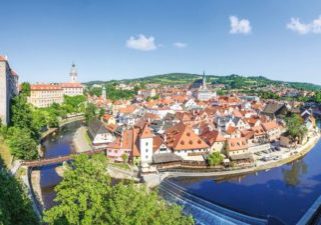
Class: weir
158,179,284,225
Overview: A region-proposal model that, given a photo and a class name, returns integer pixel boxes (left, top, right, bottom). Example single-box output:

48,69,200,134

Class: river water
171,139,321,225
39,121,81,209
38,122,321,224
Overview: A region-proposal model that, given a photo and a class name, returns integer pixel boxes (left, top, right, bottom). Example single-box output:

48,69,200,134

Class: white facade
0,57,18,125
140,137,153,164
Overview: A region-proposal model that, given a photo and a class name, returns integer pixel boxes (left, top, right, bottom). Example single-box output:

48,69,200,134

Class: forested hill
85,73,321,91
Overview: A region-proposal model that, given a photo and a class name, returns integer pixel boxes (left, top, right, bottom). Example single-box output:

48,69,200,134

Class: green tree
88,87,102,97
44,154,110,225
44,154,194,225
313,91,321,103
11,95,34,132
105,182,194,225
85,103,98,123
20,82,31,96
121,153,128,163
207,152,224,166
0,157,39,225
62,95,86,113
6,127,38,160
285,114,308,142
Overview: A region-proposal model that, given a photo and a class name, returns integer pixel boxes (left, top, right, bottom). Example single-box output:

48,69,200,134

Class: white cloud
229,16,252,34
173,42,187,48
126,34,157,51
287,16,321,34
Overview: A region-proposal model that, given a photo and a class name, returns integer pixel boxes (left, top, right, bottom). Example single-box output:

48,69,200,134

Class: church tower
102,86,106,101
70,63,77,83
202,71,207,89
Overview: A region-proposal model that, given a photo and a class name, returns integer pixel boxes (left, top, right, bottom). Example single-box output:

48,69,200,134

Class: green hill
84,73,321,91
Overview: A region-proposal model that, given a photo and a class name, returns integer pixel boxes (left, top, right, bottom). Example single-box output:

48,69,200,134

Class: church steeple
202,71,207,89
70,63,78,83
102,86,106,101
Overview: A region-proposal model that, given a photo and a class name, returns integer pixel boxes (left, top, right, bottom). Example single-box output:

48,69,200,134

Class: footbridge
22,149,106,168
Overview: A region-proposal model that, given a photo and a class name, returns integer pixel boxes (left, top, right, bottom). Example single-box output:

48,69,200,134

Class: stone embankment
146,131,321,187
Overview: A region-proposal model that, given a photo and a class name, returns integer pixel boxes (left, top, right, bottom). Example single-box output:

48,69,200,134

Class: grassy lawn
110,163,131,171
0,140,13,168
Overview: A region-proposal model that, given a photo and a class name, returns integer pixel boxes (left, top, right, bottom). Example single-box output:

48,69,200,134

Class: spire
202,70,207,89
70,63,78,83
140,123,154,138
102,86,106,101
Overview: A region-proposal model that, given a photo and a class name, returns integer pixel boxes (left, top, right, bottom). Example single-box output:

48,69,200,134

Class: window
145,142,148,146
146,149,148,153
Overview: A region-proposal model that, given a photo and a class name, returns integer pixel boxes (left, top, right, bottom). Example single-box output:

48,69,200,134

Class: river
39,121,81,209
170,138,321,225
38,122,321,224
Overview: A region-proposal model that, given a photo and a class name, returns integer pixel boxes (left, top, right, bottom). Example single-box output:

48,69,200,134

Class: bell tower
70,63,77,83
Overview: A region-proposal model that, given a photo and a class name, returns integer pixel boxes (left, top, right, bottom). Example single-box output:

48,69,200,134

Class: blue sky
1,0,321,84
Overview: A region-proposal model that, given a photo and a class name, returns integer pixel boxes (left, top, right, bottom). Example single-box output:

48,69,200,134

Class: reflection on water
282,160,308,187
171,139,321,225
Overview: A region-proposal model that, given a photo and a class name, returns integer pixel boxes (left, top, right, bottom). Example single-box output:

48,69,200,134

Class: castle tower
70,63,77,83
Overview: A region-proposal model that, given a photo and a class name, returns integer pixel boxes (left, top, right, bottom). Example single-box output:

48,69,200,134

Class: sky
1,0,321,84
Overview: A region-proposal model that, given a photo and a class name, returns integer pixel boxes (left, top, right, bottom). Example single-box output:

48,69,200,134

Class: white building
28,64,83,108
61,64,83,96
196,72,216,101
0,55,19,125
139,124,154,165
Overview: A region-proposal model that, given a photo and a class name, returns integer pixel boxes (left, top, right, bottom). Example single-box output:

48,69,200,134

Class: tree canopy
0,158,39,225
285,114,308,142
44,154,194,225
207,152,224,166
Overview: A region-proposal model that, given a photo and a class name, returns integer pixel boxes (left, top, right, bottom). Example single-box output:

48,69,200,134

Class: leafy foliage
44,154,194,225
85,103,98,124
285,114,308,142
0,157,39,225
207,152,224,166
20,82,31,96
5,127,38,160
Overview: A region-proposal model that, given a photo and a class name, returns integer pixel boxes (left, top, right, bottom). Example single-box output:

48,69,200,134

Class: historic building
28,64,83,108
0,55,19,125
28,84,64,108
196,72,216,101
60,63,84,96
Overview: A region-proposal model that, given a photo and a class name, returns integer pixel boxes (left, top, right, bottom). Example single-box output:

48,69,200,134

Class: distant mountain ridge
84,73,321,91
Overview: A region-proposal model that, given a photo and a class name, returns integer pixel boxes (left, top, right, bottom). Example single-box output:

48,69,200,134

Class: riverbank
158,131,321,180
31,169,44,209
72,126,92,153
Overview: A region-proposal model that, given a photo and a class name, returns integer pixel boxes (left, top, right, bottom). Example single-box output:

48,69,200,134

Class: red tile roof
227,138,248,151
165,123,209,151
60,82,83,88
200,130,226,145
30,84,62,91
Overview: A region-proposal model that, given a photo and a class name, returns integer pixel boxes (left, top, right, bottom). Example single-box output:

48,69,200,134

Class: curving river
39,121,82,209
170,139,321,225
38,122,321,224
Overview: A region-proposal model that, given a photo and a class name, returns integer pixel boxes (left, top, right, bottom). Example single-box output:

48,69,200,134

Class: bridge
22,149,106,168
